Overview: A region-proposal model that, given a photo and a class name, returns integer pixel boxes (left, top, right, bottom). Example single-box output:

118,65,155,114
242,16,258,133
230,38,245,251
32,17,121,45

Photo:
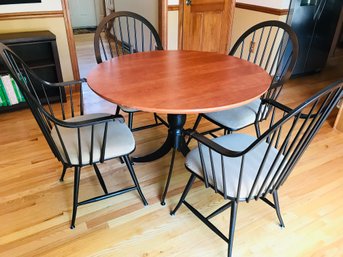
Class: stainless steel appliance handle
316,0,327,20
313,0,323,20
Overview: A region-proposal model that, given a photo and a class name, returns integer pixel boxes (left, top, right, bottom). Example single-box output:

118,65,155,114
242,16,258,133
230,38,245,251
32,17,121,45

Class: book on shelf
0,78,10,106
0,74,26,107
1,74,18,105
11,77,25,103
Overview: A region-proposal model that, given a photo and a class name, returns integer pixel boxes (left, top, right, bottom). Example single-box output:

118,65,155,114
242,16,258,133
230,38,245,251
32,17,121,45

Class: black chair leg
272,191,285,228
93,163,108,194
224,129,232,135
254,122,261,137
59,165,68,182
115,105,121,115
128,112,134,131
116,106,127,165
123,155,148,206
70,166,81,229
186,114,202,145
154,113,159,125
170,174,196,215
228,201,238,257
161,148,176,205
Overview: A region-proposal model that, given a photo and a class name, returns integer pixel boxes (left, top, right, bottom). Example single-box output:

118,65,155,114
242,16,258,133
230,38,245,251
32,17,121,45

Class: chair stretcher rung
183,200,229,243
78,186,136,206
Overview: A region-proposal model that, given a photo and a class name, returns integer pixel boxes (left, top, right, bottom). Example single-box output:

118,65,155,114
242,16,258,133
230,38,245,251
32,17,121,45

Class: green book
11,77,21,103
10,77,25,103
0,77,10,106
0,80,4,106
18,87,25,102
1,75,17,105
18,77,26,102
0,85,5,106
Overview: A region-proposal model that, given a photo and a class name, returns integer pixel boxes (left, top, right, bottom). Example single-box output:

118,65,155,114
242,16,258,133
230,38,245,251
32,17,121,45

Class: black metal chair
94,11,167,131
189,20,299,139
0,43,148,229
171,80,343,257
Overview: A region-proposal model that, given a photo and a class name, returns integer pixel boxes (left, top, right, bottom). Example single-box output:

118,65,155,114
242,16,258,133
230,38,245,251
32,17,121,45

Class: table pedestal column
132,114,189,162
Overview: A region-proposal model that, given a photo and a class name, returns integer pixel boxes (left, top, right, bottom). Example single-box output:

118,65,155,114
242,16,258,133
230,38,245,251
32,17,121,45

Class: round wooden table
88,50,271,114
88,50,271,204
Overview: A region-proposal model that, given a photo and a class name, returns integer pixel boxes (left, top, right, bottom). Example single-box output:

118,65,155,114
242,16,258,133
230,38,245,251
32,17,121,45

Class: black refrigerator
287,0,343,76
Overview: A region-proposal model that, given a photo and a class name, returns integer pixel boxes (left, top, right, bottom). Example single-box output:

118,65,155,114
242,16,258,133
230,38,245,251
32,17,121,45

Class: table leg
132,114,189,162
132,114,190,205
167,114,190,156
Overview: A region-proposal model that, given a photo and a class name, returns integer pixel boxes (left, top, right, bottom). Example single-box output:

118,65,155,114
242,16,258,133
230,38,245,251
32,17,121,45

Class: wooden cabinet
0,30,64,112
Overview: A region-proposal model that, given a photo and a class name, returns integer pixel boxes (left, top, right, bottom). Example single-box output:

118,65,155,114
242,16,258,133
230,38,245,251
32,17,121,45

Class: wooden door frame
159,0,168,49
178,0,184,50
61,0,80,80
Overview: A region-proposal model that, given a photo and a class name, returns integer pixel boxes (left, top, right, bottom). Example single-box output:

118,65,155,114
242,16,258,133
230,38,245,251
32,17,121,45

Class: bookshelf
0,30,64,112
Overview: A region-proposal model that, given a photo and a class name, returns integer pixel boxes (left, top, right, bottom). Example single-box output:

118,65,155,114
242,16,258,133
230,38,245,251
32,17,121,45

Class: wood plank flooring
0,33,342,256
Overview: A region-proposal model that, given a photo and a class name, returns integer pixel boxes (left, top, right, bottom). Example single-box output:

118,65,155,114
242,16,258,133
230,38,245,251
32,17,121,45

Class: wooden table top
87,50,271,114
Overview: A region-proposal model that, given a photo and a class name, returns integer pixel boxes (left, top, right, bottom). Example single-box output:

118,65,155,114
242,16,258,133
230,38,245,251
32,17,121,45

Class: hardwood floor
0,34,342,256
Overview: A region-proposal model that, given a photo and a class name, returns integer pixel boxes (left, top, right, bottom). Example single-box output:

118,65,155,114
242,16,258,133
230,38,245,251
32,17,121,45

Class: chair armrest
268,81,283,90
262,98,316,119
262,98,292,113
45,78,87,87
48,113,125,128
185,129,243,158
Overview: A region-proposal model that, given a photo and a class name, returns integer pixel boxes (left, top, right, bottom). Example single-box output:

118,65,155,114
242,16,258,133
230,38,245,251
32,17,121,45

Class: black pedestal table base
132,114,190,205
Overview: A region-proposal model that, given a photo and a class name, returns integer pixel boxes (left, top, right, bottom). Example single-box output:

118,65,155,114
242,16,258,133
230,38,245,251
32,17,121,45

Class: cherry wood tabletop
87,50,272,114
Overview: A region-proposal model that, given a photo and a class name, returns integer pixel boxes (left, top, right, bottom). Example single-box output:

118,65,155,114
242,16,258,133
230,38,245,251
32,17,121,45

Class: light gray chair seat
204,99,260,131
51,113,135,165
119,105,140,113
185,133,283,199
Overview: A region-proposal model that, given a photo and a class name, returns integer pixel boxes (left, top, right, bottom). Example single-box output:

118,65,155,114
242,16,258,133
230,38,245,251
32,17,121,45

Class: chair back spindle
230,20,299,122
94,11,163,64
93,11,166,132
194,21,299,138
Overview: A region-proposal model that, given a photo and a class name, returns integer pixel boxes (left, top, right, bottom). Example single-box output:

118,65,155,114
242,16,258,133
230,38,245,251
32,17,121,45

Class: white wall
0,0,62,13
236,0,291,9
168,0,179,4
114,0,158,30
168,11,178,50
96,0,105,24
0,0,74,80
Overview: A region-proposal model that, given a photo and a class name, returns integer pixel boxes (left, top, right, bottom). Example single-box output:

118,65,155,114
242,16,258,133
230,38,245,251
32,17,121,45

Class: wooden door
179,0,235,54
